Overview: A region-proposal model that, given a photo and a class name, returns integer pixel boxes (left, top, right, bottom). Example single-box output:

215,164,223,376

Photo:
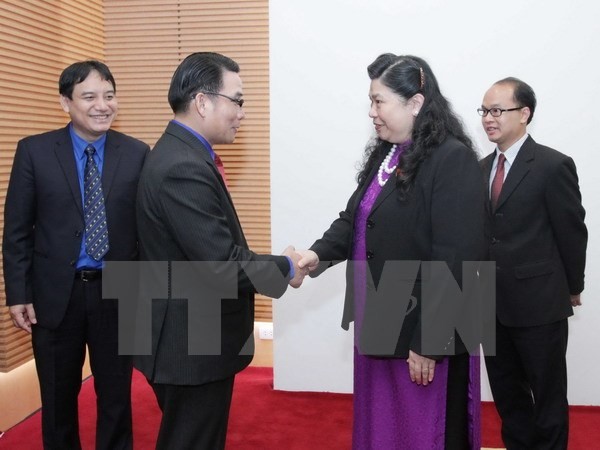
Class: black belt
75,269,102,282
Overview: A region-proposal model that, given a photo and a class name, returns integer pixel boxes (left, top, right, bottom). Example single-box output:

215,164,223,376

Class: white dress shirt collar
494,132,529,171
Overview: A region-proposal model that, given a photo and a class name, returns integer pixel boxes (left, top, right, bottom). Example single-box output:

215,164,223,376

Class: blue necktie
84,145,109,261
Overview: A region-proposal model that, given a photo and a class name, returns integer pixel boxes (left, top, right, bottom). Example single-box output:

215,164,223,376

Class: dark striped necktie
83,145,109,260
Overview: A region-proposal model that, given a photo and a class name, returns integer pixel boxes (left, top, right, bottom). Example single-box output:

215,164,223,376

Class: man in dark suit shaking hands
135,52,303,450
3,60,149,449
480,77,587,449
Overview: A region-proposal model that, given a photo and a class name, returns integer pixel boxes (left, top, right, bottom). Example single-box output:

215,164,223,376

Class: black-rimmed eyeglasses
477,106,524,117
194,91,244,108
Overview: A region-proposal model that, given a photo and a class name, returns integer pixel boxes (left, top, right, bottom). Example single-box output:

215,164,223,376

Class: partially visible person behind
479,77,587,449
135,52,304,450
3,60,149,449
297,53,486,449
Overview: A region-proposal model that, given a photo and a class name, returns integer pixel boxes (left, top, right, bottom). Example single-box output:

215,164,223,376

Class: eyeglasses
477,106,524,117
195,91,244,108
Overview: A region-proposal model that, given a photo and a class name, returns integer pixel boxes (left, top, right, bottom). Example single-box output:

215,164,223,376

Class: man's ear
193,92,209,117
59,95,70,113
520,106,531,124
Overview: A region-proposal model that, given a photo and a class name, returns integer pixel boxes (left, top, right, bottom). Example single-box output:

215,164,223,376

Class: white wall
270,0,600,405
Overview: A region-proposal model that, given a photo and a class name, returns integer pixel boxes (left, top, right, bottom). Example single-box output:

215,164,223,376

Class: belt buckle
81,271,92,282
79,270,100,282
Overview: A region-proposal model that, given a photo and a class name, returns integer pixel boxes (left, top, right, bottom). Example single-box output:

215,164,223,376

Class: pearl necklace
377,144,398,187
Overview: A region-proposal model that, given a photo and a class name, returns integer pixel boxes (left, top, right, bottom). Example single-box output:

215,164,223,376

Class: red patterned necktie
490,153,506,210
214,153,229,188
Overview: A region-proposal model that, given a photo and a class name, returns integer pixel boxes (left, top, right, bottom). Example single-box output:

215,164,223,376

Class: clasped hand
281,246,320,288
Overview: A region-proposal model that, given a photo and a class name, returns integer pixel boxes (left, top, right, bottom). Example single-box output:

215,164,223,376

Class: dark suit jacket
481,136,587,327
134,121,290,386
310,137,486,358
2,125,150,329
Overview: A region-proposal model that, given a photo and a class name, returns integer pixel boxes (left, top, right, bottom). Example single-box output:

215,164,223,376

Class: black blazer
310,137,486,357
481,135,587,327
134,121,290,385
2,125,150,329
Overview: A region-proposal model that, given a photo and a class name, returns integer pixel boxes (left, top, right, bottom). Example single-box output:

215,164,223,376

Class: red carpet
1,366,598,449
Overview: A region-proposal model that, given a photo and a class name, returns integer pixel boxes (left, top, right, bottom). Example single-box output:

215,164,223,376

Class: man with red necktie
479,77,587,450
135,52,305,450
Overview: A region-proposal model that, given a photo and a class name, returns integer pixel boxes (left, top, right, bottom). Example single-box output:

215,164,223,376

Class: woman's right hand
407,350,436,386
297,250,320,272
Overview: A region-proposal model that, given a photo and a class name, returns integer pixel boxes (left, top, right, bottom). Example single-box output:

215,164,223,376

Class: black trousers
485,319,569,450
151,376,236,450
32,277,133,450
445,352,470,450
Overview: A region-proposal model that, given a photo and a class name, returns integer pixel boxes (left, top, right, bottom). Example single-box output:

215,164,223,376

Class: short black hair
495,77,537,124
168,52,240,114
58,60,116,99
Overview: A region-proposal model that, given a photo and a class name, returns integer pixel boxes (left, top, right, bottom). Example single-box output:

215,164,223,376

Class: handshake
281,246,320,288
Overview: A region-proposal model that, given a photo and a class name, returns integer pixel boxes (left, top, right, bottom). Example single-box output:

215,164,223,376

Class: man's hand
9,303,37,333
282,245,308,288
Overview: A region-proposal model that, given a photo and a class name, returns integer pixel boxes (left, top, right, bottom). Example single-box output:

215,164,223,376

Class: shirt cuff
285,256,295,278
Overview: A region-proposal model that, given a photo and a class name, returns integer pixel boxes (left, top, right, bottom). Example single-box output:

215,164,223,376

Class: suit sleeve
545,157,587,294
309,185,361,276
157,158,290,298
2,140,36,305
